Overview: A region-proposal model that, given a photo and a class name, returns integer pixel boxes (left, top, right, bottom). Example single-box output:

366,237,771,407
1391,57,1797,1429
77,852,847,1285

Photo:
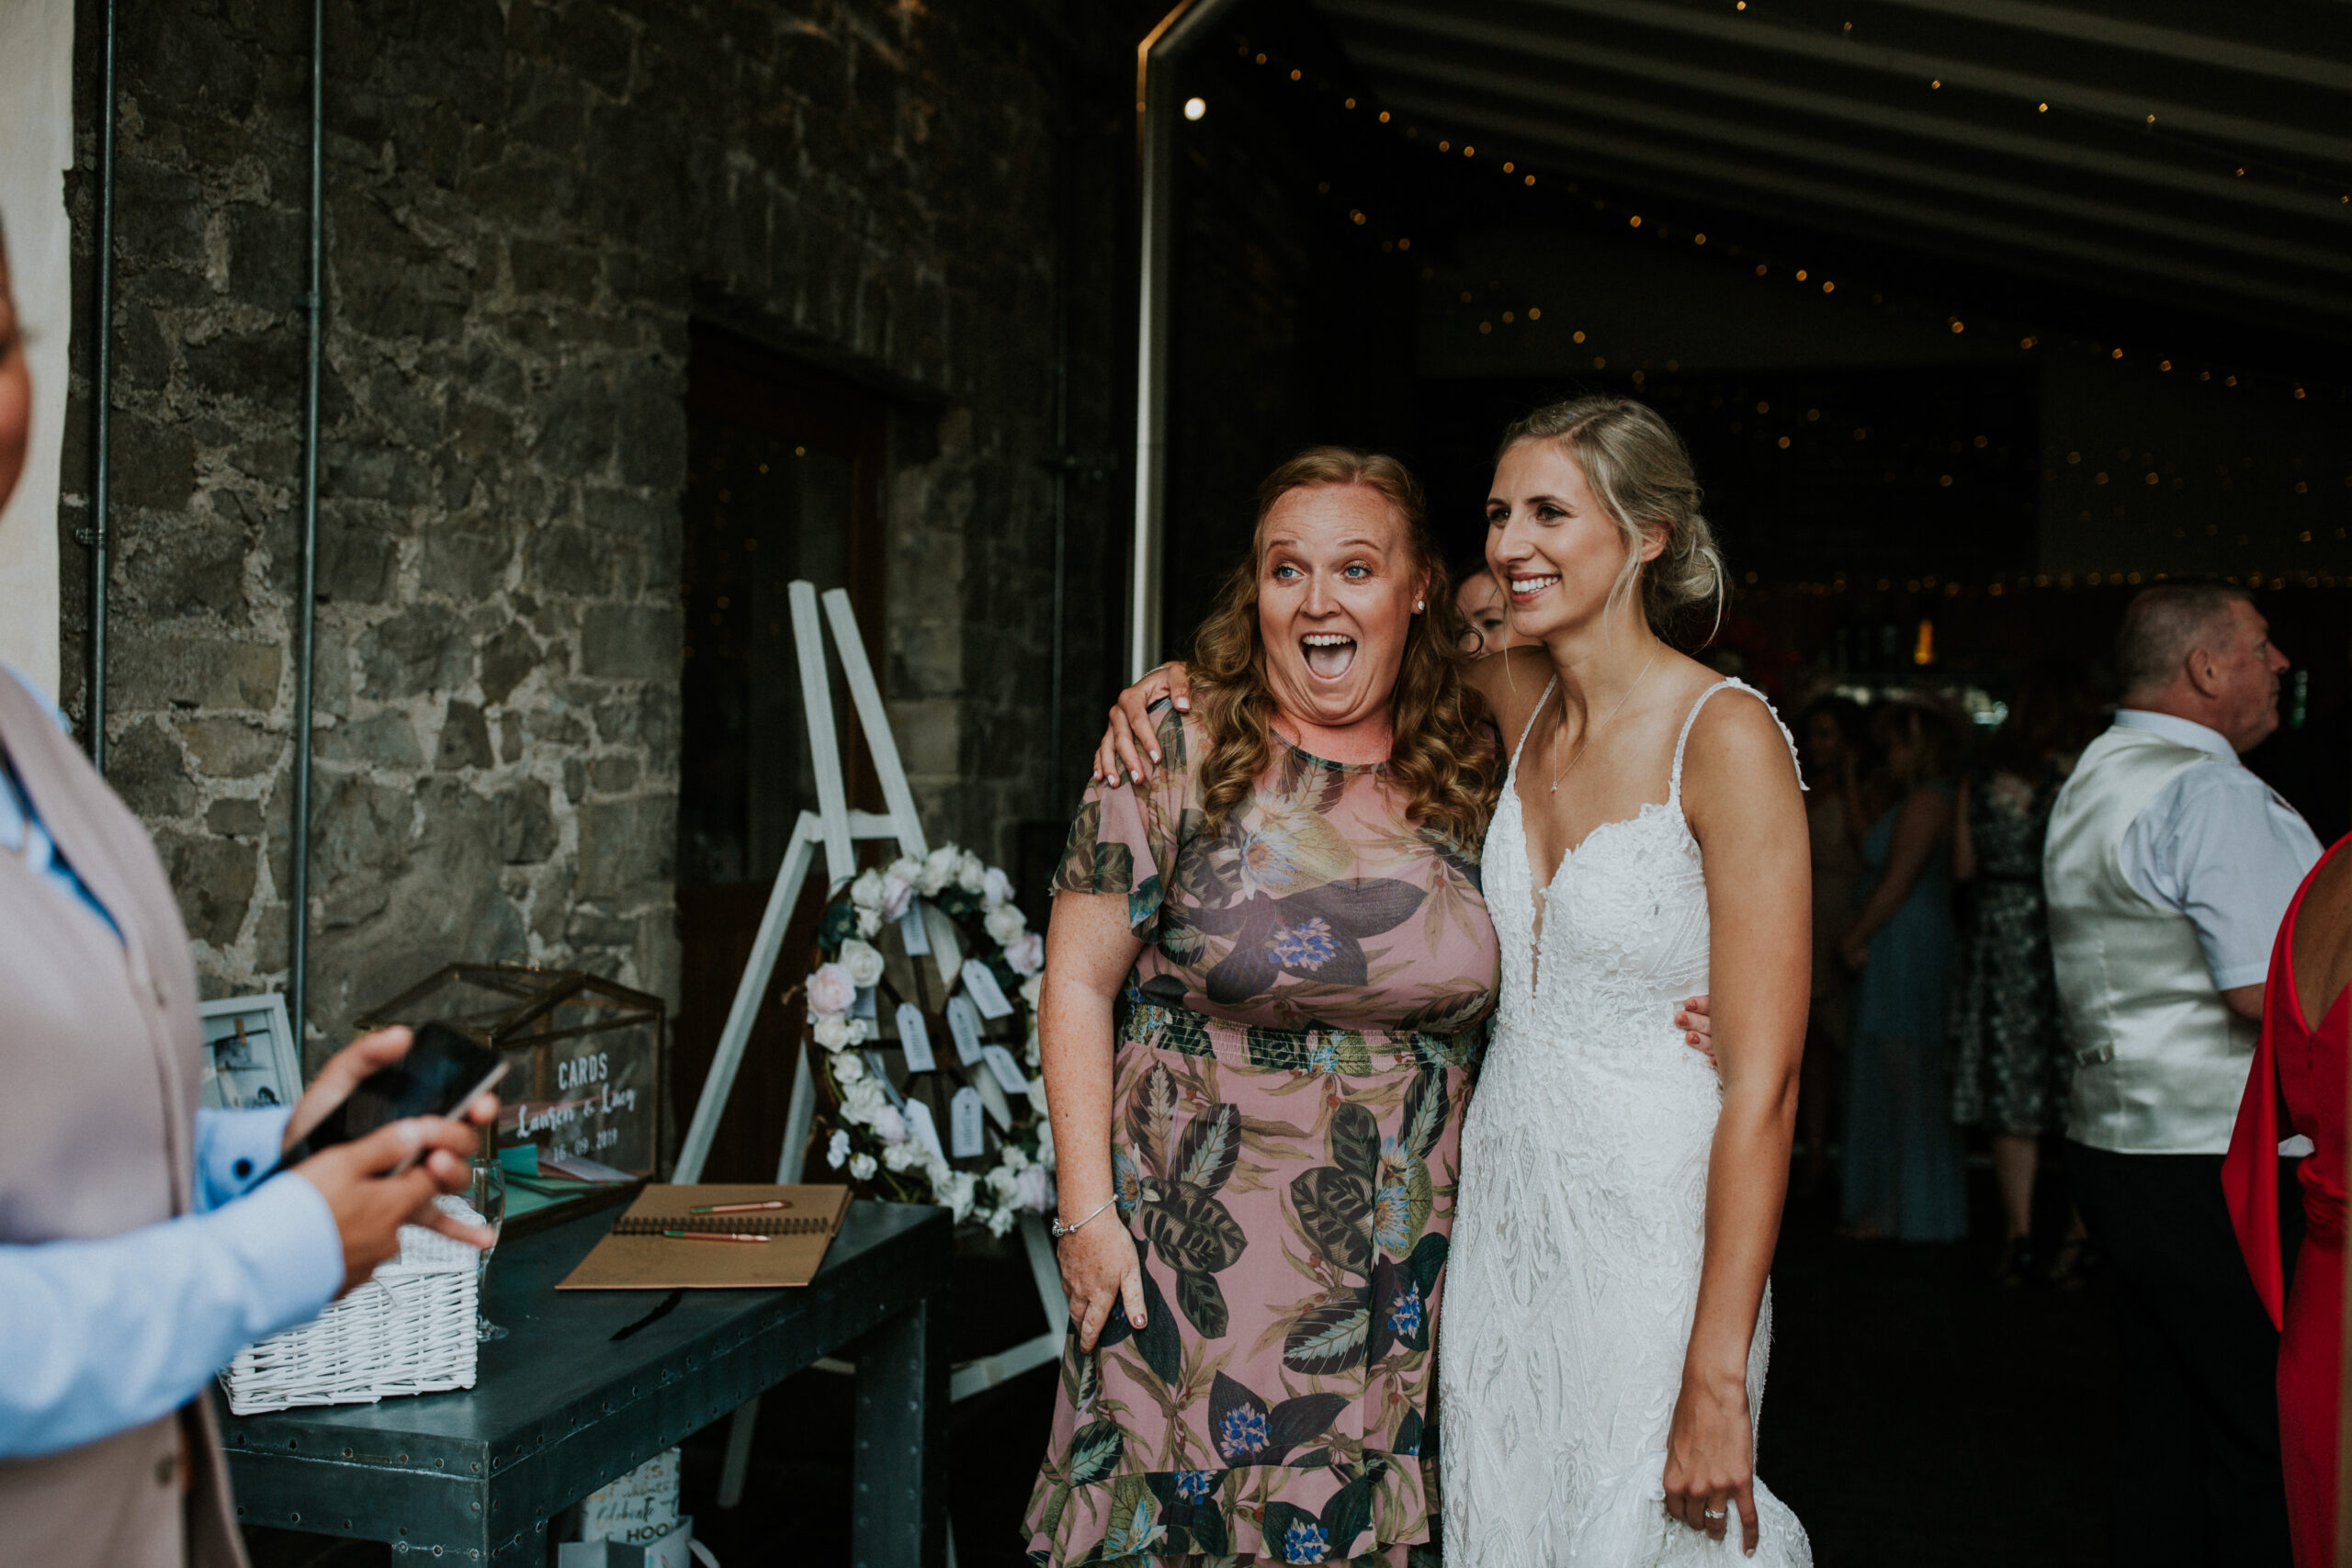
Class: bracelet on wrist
1051,1197,1115,1238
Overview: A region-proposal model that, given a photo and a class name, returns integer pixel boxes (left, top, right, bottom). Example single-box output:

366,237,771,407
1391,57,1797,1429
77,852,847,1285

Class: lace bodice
1441,677,1812,1567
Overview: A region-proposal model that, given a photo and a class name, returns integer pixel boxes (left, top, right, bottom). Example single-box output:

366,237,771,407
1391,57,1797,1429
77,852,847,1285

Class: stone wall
58,0,1130,1056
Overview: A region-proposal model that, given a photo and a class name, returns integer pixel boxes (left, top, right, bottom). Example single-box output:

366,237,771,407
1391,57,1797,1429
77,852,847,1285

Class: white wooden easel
673,583,1069,1529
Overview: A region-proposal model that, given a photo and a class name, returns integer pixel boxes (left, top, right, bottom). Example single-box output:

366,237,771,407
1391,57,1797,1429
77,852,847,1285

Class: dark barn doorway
673,325,887,1184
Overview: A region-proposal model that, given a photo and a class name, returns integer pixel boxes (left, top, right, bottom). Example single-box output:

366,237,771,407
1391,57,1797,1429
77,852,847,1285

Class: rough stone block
207,797,267,838
226,201,307,315
477,623,543,705
436,701,494,770
356,605,473,697
159,830,257,949
110,720,200,819
533,376,618,478
494,777,557,863
315,709,424,769
578,604,678,680
887,699,960,777
116,636,283,711
311,774,415,928
178,716,282,780
575,795,672,900
418,528,514,598
110,414,198,512
523,525,606,597
588,755,639,795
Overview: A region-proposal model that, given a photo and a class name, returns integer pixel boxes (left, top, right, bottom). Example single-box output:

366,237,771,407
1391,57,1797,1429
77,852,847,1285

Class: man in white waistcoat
2046,582,2317,1565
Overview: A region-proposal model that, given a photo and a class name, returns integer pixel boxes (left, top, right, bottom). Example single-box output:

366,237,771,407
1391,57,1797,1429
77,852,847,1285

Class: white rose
940,1170,977,1221
873,1104,909,1145
825,1128,851,1169
1032,1097,1054,1153
920,847,958,897
981,866,1016,908
1020,973,1044,1010
1015,1161,1056,1213
1002,1145,1030,1173
850,867,888,910
815,1014,865,1051
843,1077,888,1122
838,938,886,989
985,1205,1017,1237
984,902,1028,947
1004,931,1044,977
956,851,988,893
848,1152,877,1180
855,908,884,938
987,1165,1019,1201
883,1138,927,1173
879,874,916,921
888,854,922,883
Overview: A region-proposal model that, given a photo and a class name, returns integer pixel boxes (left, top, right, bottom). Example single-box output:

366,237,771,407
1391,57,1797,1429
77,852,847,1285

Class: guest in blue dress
1838,700,1968,1242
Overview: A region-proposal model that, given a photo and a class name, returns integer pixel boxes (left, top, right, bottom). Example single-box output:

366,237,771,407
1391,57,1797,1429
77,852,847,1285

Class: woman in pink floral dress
1023,450,1502,1565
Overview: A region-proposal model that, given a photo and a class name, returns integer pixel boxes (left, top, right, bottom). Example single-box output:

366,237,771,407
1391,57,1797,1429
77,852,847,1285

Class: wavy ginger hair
1190,447,1500,849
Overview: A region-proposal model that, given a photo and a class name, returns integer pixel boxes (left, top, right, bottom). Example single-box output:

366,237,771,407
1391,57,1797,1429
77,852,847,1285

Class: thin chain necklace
1550,646,1660,794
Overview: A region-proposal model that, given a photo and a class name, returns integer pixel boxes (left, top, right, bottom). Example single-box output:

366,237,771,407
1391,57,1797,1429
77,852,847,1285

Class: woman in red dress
2225,831,2351,1568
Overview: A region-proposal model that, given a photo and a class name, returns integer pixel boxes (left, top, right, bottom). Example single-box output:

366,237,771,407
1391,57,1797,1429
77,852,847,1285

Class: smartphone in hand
300,1021,508,1170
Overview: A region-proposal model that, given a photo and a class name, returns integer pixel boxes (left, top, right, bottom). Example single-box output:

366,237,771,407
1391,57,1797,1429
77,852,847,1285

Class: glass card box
356,964,666,1230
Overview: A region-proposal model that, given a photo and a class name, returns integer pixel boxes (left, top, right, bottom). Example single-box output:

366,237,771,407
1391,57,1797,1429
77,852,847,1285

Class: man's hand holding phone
285,1025,504,1297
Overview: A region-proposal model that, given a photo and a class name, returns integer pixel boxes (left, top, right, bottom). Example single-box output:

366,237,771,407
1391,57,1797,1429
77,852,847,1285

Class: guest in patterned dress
1951,662,2105,1282
1023,448,1503,1566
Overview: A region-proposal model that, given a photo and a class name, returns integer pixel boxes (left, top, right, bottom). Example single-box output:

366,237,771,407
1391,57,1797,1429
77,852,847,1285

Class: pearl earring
1414,599,1425,613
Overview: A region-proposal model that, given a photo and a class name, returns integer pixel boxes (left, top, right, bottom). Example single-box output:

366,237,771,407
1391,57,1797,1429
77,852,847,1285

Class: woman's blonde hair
1497,396,1726,644
1189,447,1500,848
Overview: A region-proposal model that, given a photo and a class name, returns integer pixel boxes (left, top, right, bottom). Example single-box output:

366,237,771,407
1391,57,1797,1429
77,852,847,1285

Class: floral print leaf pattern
1282,1291,1372,1375
1200,878,1428,1005
1319,1470,1379,1561
1289,1166,1375,1277
1398,1065,1448,1161
1065,1421,1125,1488
1170,1101,1242,1193
1175,1266,1230,1340
1141,1183,1249,1277
1126,874,1161,935
1266,1391,1350,1459
1127,1063,1178,1176
1261,1501,1328,1564
1393,1405,1424,1459
1367,1254,1401,1366
1329,1102,1381,1186
1374,1143,1432,1258
1208,1371,1273,1463
1218,790,1356,902
1098,1473,1163,1560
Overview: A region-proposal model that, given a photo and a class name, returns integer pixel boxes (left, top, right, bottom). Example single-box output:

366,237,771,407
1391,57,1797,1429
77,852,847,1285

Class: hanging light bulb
1183,97,1207,121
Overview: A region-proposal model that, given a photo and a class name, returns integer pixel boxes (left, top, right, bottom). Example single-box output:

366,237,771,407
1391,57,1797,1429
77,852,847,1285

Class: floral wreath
803,843,1054,1235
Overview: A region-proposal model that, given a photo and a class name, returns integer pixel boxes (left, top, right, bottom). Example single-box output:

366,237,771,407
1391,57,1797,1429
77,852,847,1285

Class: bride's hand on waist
1676,995,1717,1069
1663,1370,1759,1554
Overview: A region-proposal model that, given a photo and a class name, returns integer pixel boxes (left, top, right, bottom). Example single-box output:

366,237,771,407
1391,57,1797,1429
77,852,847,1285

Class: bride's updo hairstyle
1188,446,1500,850
1498,396,1727,646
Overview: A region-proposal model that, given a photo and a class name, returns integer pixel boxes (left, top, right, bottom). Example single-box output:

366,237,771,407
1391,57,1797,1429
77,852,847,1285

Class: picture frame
198,994,303,1113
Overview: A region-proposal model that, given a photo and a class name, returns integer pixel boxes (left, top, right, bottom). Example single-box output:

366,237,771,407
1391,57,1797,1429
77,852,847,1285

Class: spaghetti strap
1668,677,1805,804
1510,676,1558,772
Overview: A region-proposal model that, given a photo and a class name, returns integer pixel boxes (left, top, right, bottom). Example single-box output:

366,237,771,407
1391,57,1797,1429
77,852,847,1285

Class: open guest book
556,1184,854,1291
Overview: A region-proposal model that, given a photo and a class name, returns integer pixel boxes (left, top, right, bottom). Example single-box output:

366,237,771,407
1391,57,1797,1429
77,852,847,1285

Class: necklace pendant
1548,782,1558,794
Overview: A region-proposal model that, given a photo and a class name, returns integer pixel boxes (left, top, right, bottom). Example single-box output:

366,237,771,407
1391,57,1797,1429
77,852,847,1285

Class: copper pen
661,1230,772,1244
690,1200,792,1214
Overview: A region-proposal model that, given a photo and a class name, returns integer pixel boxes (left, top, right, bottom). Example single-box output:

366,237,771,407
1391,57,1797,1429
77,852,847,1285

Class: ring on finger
1702,1506,1727,1521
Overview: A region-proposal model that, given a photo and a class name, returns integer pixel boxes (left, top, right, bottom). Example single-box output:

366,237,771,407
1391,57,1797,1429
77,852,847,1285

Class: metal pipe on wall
288,0,325,1049
1127,0,1243,681
84,0,118,769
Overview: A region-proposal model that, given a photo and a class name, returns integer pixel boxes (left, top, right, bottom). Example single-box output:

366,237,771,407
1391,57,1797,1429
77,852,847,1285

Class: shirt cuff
194,1107,296,1212
204,1171,343,1336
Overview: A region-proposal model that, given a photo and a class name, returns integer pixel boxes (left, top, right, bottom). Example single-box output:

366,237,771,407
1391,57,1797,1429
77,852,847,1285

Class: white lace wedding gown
1441,679,1812,1566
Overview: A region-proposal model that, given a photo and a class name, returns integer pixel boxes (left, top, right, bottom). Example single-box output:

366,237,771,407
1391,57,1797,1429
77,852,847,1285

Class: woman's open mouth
1302,632,1358,680
1508,572,1559,604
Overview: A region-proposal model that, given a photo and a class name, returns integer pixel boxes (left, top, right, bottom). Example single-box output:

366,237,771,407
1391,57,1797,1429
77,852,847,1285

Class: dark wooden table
220,1200,949,1565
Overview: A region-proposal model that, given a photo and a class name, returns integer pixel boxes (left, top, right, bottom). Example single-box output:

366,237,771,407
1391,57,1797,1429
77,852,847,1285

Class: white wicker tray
220,1201,481,1416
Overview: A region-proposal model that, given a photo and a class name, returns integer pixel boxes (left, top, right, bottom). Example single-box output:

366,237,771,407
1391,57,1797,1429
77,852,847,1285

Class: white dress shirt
2113,707,2323,992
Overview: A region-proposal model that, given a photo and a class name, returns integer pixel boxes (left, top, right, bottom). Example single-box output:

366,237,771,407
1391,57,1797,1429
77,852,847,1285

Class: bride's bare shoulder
1677,675,1804,803
1464,647,1555,739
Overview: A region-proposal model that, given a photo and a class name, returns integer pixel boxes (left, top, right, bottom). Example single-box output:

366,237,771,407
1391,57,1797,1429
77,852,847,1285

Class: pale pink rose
807,963,856,1018
982,866,1016,908
1004,931,1045,977
880,873,916,921
1014,1162,1056,1213
873,1104,910,1145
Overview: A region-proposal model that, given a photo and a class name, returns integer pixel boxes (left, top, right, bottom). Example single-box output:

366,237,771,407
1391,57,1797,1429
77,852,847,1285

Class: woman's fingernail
1149,750,1161,762
1128,769,1140,783
1176,698,1190,710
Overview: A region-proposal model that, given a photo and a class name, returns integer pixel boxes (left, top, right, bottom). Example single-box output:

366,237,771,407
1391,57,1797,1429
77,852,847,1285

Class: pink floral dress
1023,710,1499,1566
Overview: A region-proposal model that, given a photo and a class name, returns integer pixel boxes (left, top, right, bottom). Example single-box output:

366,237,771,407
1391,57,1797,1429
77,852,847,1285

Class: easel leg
715,1399,761,1510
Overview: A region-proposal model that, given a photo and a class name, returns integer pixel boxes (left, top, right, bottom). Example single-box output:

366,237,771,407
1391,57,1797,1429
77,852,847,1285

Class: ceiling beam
1477,0,2352,165
1365,57,2352,277
1321,0,2351,226
1383,89,2352,326
1870,0,2352,95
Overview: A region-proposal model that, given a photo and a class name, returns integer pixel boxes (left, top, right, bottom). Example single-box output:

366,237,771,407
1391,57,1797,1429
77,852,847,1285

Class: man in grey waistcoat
2046,582,2318,1565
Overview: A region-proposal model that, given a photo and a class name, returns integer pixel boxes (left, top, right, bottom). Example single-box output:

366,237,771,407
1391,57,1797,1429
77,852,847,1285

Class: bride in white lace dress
1440,398,1813,1566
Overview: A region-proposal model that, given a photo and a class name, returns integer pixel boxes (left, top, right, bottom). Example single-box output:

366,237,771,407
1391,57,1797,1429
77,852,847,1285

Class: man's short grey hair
2115,582,2254,695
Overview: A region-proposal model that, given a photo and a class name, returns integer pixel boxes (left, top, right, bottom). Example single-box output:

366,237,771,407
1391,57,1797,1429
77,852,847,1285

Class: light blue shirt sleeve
2121,761,2324,992
0,1111,341,1458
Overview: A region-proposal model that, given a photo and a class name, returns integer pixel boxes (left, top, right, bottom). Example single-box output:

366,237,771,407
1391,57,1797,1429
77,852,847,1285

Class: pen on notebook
690,1200,792,1214
661,1230,773,1244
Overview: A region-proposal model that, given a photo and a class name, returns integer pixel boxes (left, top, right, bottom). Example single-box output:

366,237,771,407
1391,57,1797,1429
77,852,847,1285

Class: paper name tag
949,1087,985,1157
896,1003,936,1072
853,986,876,1020
974,1072,1013,1132
904,1099,945,1164
944,996,986,1066
961,959,1014,1019
899,903,930,955
981,1044,1030,1095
